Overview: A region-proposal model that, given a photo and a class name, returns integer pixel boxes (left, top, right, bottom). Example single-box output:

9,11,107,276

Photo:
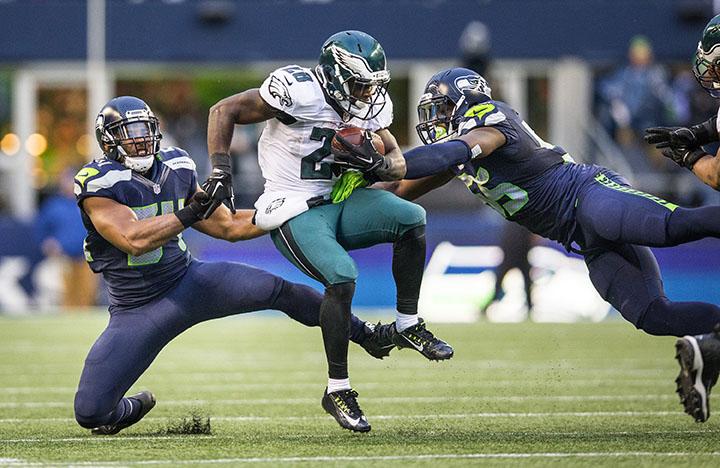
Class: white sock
327,378,351,393
395,312,419,332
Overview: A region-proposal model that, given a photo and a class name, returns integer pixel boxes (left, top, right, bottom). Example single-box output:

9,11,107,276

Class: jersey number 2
300,127,335,180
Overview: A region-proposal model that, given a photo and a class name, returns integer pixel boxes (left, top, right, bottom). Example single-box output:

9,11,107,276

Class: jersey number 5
458,166,529,218
300,127,335,180
128,200,187,265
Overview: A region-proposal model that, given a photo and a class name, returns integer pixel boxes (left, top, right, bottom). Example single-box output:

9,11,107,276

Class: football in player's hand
331,127,385,155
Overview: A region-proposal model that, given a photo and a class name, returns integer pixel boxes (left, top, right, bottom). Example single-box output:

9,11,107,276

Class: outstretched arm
381,170,456,201
191,186,267,241
402,127,506,180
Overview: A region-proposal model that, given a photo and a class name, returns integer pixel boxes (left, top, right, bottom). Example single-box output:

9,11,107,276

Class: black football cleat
359,321,396,359
321,388,370,433
392,318,454,361
675,327,720,423
92,391,156,435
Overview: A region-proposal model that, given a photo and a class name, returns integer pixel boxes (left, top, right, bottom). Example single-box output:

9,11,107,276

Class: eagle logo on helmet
330,45,376,79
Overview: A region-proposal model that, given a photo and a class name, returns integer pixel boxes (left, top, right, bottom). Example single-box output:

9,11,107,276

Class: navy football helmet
316,30,390,120
95,96,162,173
416,67,492,144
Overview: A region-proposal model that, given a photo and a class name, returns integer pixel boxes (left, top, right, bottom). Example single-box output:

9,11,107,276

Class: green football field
1,313,719,466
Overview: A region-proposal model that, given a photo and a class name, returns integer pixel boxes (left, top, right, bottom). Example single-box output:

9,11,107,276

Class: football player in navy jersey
73,96,393,435
334,67,720,421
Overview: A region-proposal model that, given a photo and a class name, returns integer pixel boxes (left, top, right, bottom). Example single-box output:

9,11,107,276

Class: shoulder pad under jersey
259,65,324,119
158,146,196,172
74,158,131,200
455,99,508,135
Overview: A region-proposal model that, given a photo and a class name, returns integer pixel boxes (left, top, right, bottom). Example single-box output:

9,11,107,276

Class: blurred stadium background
4,1,720,465
2,0,720,319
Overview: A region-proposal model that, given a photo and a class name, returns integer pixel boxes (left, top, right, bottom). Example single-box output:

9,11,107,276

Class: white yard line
0,394,677,408
0,378,671,395
3,452,720,465
0,410,687,428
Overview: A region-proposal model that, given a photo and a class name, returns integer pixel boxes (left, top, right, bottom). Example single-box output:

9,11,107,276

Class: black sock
320,282,355,379
273,280,368,344
393,226,426,315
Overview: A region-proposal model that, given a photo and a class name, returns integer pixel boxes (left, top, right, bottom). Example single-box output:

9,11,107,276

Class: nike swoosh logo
402,335,424,352
284,76,293,86
346,415,365,426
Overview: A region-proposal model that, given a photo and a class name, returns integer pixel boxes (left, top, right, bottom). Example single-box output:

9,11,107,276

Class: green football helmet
694,14,720,97
316,30,390,120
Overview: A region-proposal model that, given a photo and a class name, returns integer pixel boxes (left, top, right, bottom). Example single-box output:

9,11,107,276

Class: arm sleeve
404,140,473,179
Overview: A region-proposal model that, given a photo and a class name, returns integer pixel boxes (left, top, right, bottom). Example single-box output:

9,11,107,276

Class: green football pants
271,188,426,285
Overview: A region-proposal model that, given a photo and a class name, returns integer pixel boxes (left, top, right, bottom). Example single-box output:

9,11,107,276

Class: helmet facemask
98,112,161,173
694,42,720,98
416,93,457,145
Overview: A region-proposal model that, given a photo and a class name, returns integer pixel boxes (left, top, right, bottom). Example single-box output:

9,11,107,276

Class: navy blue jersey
74,147,197,309
450,97,602,248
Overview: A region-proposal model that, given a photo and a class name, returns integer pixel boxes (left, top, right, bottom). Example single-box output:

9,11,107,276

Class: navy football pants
575,172,720,336
74,260,366,429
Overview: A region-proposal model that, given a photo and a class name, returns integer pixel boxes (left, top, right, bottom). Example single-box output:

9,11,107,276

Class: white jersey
253,65,393,230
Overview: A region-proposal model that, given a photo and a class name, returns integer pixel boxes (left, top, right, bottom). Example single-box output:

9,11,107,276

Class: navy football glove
204,152,236,214
332,130,387,173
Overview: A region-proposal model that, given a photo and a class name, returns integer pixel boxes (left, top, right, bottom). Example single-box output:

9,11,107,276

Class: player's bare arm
191,185,267,241
375,128,406,179
691,151,720,189
207,89,277,155
205,89,278,213
390,170,456,201
82,196,188,257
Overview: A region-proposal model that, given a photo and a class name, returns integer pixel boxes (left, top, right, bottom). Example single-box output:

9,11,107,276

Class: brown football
331,127,385,155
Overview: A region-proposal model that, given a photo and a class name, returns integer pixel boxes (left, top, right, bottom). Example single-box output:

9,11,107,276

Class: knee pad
74,391,113,428
321,259,358,285
396,201,426,230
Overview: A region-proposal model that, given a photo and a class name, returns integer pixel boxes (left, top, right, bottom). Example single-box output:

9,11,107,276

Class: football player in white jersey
203,30,453,433
643,14,720,424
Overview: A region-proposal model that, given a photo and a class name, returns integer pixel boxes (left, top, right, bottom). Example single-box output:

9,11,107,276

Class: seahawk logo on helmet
316,30,390,121
95,96,162,173
416,67,492,145
454,75,492,97
694,14,720,98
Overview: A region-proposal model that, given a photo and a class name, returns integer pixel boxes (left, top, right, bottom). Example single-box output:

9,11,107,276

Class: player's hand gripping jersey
450,96,607,249
74,148,197,309
254,65,393,230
